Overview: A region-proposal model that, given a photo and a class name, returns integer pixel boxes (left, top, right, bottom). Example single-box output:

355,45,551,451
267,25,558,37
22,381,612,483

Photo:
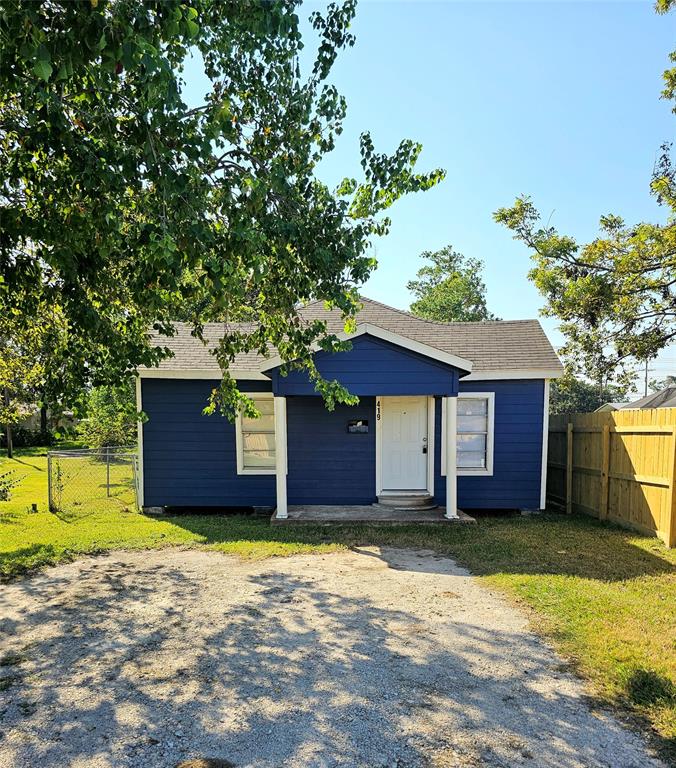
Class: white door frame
375,396,435,496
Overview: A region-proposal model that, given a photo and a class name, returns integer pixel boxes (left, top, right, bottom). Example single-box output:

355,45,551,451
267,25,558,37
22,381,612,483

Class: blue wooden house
137,298,562,518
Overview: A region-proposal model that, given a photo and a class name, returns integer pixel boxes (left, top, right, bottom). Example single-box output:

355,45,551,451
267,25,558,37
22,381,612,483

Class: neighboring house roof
622,386,676,410
594,402,629,412
143,296,563,380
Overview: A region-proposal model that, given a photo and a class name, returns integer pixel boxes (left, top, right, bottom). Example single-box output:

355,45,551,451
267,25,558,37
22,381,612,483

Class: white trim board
375,396,383,495
138,368,268,380
540,379,551,510
441,392,495,477
139,366,562,382
462,368,562,381
259,322,473,374
427,396,435,498
138,365,562,382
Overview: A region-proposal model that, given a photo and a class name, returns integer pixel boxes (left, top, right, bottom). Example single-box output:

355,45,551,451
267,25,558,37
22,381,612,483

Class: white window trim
441,392,495,477
235,392,277,475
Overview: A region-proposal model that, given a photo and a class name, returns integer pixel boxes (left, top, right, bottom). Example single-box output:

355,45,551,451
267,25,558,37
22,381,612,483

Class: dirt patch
0,547,665,767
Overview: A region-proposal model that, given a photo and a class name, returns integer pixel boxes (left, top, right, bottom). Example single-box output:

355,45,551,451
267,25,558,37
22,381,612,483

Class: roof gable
267,333,462,396
260,322,473,374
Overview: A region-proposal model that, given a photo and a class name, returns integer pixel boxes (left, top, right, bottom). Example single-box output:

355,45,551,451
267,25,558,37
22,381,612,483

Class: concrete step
372,502,438,512
376,493,437,511
378,493,433,507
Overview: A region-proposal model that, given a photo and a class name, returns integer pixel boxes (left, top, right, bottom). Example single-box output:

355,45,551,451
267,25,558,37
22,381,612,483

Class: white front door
380,396,428,491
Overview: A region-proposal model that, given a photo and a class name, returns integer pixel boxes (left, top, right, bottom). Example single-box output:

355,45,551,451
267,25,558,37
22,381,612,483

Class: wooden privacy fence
548,408,676,547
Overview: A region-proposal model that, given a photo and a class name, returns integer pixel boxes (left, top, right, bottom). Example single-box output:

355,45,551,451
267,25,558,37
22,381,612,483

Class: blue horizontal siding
269,335,459,396
142,375,545,511
141,379,275,507
287,397,376,504
434,379,545,509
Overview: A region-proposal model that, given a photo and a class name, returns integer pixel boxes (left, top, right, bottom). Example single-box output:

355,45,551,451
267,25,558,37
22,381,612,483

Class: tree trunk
3,387,12,459
40,402,48,433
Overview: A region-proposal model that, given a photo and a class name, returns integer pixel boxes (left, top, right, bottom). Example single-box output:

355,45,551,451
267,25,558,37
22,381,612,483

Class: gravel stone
0,546,666,768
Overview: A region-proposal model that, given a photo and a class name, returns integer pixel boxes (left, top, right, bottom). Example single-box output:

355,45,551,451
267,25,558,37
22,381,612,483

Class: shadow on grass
0,544,61,581
626,669,676,709
0,511,22,525
165,511,675,583
622,669,676,760
8,457,45,472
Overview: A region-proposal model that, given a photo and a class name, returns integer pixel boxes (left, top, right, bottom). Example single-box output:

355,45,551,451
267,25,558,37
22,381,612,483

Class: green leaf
33,57,52,82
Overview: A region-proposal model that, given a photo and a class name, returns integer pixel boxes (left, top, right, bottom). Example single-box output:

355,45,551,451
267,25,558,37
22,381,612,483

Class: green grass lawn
1,448,675,759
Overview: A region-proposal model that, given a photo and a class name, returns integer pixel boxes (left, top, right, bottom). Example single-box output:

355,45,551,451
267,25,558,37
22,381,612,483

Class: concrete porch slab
271,505,476,525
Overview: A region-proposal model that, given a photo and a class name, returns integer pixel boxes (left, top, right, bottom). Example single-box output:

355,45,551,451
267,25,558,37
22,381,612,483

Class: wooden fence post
599,424,610,521
566,421,574,514
667,425,676,549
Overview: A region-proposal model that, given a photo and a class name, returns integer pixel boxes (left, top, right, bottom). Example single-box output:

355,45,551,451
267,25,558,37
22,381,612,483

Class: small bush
0,427,54,448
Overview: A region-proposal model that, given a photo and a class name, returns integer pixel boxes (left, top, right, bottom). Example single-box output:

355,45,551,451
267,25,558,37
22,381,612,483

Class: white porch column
274,396,288,519
135,376,144,509
445,395,459,519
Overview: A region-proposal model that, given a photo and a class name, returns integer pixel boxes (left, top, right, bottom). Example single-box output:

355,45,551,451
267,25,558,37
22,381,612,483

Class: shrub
0,427,54,448
78,382,137,450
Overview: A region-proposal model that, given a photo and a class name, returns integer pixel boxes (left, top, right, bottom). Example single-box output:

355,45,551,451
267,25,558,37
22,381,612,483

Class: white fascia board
138,368,269,380
259,322,473,374
462,368,563,381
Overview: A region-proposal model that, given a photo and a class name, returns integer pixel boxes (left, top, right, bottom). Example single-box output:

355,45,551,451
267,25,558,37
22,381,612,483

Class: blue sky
185,1,676,385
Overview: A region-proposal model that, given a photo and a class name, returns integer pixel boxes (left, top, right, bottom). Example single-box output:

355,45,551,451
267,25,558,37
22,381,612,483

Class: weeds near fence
0,469,21,501
47,448,138,520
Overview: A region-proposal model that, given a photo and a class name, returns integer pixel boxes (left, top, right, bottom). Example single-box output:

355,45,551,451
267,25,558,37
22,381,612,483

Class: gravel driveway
0,547,664,768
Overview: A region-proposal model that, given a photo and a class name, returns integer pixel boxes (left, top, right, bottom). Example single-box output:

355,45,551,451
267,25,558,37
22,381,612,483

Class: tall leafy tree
407,246,498,322
0,294,66,457
649,374,676,392
550,369,629,415
494,2,675,387
78,382,138,451
0,1,444,415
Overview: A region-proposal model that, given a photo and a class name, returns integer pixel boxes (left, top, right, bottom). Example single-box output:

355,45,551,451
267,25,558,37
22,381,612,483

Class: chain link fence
48,448,139,519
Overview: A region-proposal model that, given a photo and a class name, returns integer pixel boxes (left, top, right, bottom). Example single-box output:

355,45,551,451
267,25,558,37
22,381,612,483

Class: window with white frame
236,394,276,474
442,393,495,476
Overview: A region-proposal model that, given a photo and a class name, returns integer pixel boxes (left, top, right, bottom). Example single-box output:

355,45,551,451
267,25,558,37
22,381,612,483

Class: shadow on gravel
168,512,675,582
0,551,663,768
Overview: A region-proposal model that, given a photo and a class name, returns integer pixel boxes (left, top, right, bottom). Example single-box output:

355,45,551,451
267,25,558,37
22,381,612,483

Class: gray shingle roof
622,386,676,409
147,296,563,377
